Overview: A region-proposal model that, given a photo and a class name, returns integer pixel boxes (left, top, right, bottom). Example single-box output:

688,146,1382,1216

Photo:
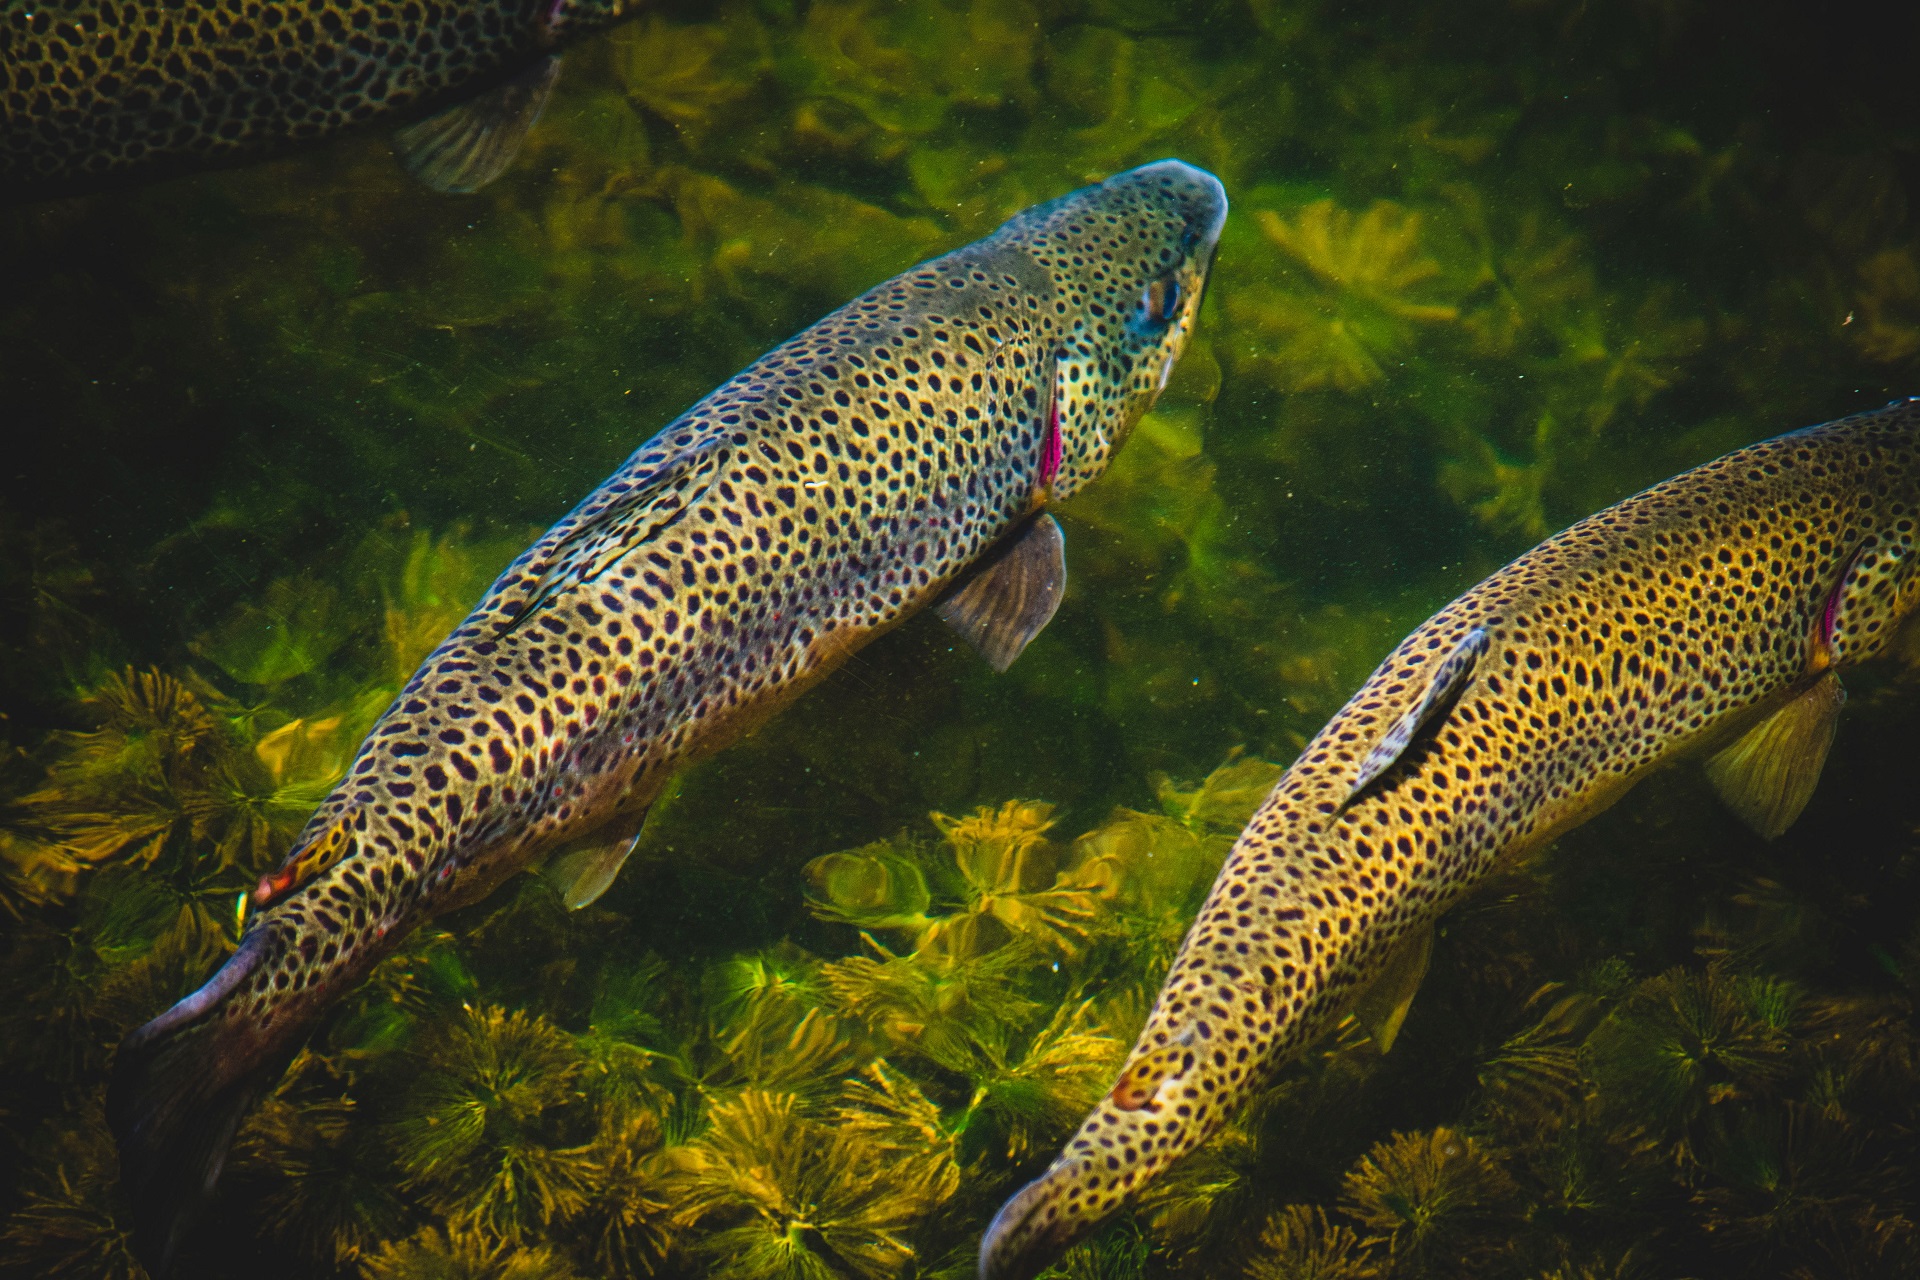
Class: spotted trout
108,159,1227,1274
981,401,1920,1279
3,0,642,198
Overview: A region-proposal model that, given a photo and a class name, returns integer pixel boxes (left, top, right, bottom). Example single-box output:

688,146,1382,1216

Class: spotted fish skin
106,159,1226,1275
0,0,633,197
981,402,1920,1280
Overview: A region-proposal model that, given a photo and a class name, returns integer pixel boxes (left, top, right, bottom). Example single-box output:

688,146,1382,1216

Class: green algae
4,0,1920,1278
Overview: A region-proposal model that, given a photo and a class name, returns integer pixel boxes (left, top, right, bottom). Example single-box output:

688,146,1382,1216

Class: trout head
1004,159,1226,503
109,815,404,1275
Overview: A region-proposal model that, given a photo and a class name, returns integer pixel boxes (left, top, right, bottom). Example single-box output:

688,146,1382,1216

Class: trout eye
1129,273,1182,337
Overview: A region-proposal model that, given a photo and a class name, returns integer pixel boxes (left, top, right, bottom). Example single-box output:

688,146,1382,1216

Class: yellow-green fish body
2,0,637,197
982,401,1920,1279
108,159,1227,1274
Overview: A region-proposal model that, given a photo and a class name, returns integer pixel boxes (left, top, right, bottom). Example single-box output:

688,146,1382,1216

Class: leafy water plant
1240,1206,1382,1280
1338,1128,1520,1273
387,1004,598,1241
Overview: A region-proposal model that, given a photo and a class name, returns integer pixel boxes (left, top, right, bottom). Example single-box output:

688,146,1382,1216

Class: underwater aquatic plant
0,1108,143,1280
807,802,1126,961
570,1104,677,1279
1583,966,1801,1149
1338,1128,1520,1272
1224,198,1464,393
358,1225,582,1280
948,999,1125,1164
237,1078,408,1268
1240,1206,1383,1280
663,1087,952,1280
387,1004,597,1242
819,934,1040,1069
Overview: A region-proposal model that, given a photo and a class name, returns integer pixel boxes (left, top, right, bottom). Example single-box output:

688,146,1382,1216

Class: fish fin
498,439,728,634
545,807,650,909
1109,1027,1194,1111
1346,627,1490,805
108,935,288,1278
1352,922,1434,1054
1705,672,1846,840
393,54,562,194
935,513,1067,672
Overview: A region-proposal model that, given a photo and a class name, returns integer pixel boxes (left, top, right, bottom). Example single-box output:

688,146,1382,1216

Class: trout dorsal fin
394,55,563,194
1351,922,1434,1054
499,439,728,634
935,513,1067,672
1346,627,1489,805
1705,672,1845,840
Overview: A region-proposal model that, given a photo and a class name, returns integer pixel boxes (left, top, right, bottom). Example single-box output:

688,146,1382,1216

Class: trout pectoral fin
1705,672,1845,840
545,805,651,910
1351,922,1434,1054
935,513,1066,673
394,54,563,194
1346,627,1489,806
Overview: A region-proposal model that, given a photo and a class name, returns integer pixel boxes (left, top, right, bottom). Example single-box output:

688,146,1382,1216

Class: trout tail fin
107,933,290,1277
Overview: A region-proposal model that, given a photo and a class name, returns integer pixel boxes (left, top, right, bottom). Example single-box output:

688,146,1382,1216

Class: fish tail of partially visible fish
106,932,288,1276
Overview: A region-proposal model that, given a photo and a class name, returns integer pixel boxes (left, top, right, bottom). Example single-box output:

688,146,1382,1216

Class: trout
981,401,1920,1279
3,0,642,198
108,159,1227,1274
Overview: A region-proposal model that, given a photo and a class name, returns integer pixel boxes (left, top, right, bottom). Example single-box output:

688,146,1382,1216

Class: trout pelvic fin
545,805,651,909
1351,922,1434,1054
394,54,563,193
935,513,1067,672
1346,627,1489,806
1705,671,1845,840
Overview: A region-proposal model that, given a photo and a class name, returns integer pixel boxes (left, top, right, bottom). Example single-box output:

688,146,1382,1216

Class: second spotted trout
108,159,1226,1274
982,401,1920,1279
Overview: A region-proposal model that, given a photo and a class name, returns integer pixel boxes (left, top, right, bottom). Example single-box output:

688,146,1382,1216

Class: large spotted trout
3,0,643,198
108,159,1227,1274
982,401,1920,1279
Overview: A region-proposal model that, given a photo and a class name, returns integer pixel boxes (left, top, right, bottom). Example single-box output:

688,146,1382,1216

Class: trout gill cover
981,400,1920,1280
105,158,1227,1275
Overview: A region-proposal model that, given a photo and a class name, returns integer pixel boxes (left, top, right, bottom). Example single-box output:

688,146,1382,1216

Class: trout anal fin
935,513,1067,673
1346,627,1489,806
1351,922,1434,1054
1705,672,1845,840
394,55,563,194
545,805,651,909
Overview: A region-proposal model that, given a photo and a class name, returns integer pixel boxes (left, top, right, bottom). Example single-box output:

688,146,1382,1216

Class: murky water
4,2,1920,1277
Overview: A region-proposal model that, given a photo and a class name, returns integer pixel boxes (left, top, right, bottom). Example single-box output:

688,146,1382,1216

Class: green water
4,1,1920,1277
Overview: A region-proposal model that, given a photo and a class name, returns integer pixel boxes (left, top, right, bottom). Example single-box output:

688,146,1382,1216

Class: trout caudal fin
106,932,292,1277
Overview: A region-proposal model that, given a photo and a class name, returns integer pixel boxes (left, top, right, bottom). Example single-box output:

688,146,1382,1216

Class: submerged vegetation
3,0,1920,1278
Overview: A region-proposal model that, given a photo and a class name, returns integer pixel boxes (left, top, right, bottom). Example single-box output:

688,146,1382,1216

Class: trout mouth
108,928,296,1277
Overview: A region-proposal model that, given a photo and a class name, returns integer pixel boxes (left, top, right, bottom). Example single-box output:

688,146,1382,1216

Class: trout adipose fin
936,513,1068,672
394,55,564,194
